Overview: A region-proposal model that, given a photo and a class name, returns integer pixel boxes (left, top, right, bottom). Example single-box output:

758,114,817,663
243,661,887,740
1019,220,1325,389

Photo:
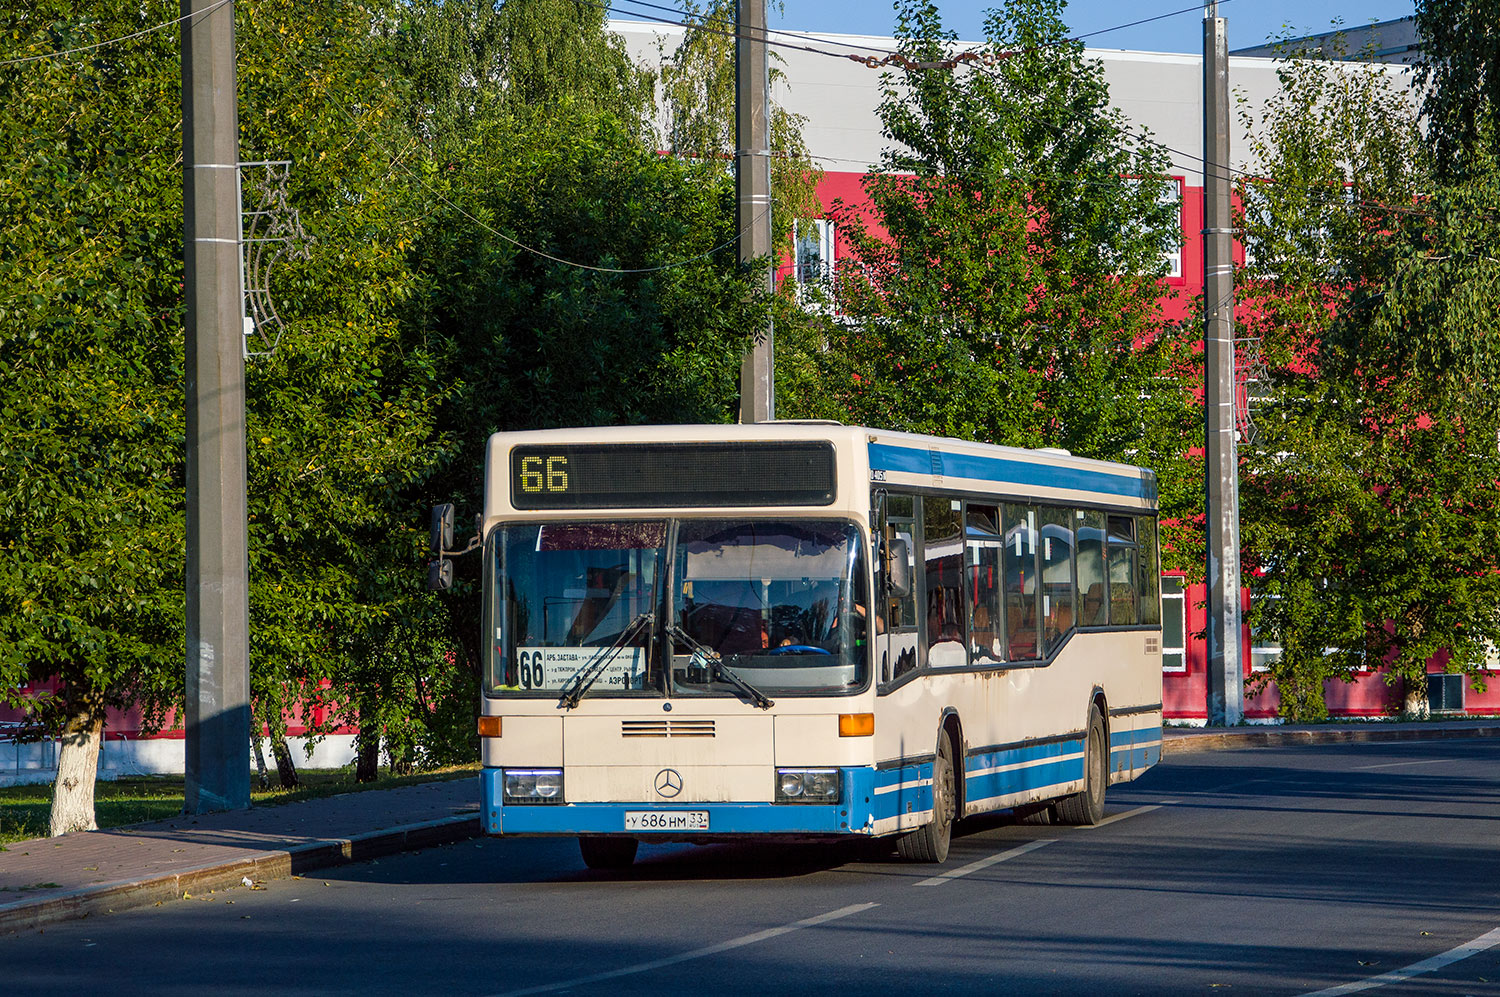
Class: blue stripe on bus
872,737,1096,820
869,443,1154,501
873,761,934,822
961,737,1086,807
1109,725,1163,776
483,767,877,836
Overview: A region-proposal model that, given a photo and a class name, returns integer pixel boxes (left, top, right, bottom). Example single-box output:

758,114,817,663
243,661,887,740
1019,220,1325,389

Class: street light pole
1203,2,1244,726
182,0,251,811
736,0,774,423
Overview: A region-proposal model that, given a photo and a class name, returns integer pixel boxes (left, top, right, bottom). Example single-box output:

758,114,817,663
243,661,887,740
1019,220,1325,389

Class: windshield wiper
557,613,655,710
666,624,775,710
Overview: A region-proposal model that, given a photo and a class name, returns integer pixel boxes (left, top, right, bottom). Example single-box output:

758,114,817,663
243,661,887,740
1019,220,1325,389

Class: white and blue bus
457,423,1162,867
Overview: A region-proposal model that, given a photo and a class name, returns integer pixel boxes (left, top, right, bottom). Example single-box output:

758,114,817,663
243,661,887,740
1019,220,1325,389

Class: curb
1163,722,1500,754
0,811,481,935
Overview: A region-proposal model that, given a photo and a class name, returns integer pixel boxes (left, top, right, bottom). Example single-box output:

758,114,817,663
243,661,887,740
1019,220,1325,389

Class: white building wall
0,735,357,788
611,20,1414,184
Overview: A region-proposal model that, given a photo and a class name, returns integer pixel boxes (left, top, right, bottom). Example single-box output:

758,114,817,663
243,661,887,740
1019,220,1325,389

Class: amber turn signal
838,713,874,737
478,716,502,738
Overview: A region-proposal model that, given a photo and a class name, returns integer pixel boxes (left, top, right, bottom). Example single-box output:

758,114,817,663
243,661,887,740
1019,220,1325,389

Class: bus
441,423,1163,868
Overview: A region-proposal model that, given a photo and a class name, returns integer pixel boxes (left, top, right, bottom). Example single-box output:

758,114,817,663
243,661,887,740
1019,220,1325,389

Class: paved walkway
0,778,478,934
3,718,1498,934
1162,717,1500,753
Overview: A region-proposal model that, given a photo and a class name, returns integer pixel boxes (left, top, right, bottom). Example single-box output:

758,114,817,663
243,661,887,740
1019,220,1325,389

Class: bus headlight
774,768,841,804
503,768,564,804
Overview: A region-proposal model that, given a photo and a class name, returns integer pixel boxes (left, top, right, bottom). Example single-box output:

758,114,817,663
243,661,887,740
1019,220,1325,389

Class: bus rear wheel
1055,706,1107,826
897,733,954,863
579,835,639,869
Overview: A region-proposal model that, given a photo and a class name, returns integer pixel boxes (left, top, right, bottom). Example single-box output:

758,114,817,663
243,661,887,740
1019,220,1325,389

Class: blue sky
764,1,1417,54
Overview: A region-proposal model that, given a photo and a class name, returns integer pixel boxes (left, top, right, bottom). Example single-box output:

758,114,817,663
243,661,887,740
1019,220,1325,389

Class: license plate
624,810,709,831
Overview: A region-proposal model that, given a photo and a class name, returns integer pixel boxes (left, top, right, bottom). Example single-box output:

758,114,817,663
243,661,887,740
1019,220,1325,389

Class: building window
1162,575,1186,672
1160,180,1183,278
1250,594,1281,672
794,219,835,298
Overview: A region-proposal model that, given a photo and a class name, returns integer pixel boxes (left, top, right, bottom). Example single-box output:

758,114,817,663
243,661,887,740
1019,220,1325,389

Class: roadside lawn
0,765,478,845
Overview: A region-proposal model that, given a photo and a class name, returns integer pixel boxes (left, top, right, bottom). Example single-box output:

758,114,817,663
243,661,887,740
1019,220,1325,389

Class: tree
1237,36,1500,719
658,0,824,254
1413,0,1500,179
393,0,659,153
777,0,1196,545
0,2,189,833
0,0,459,828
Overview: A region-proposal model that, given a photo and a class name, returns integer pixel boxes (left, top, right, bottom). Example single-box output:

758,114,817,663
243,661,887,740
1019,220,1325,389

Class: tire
1014,802,1055,826
1055,705,1107,826
579,835,639,870
897,732,955,863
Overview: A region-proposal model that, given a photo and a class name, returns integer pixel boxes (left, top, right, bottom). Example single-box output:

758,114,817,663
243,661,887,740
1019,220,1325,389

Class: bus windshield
485,518,869,699
670,520,868,697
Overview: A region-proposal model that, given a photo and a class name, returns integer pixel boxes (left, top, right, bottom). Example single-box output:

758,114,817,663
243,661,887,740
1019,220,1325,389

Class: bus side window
1076,510,1108,627
1136,517,1161,626
923,495,966,668
1002,503,1040,660
1039,507,1076,656
966,504,1004,665
1107,515,1139,626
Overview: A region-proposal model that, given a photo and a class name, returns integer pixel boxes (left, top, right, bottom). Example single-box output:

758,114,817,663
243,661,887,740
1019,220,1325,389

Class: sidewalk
0,778,479,935
1164,717,1500,753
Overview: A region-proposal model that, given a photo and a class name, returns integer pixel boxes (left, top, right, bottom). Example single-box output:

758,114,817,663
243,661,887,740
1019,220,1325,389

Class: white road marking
1298,926,1500,995
486,902,879,996
913,839,1055,887
1075,804,1164,829
1351,757,1456,771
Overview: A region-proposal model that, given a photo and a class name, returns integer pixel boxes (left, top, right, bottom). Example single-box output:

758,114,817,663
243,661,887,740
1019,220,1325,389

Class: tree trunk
354,688,380,783
50,709,103,836
253,731,270,790
355,730,380,783
271,736,300,789
388,742,415,777
1404,676,1431,719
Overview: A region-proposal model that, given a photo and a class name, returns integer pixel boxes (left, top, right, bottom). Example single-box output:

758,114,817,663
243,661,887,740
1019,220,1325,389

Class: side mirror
427,559,453,592
887,536,912,599
431,503,455,556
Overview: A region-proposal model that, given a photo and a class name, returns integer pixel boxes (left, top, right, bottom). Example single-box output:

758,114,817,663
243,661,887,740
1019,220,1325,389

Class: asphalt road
5,739,1499,996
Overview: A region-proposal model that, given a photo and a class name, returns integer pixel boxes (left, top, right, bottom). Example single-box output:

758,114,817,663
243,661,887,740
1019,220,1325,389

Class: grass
0,764,478,846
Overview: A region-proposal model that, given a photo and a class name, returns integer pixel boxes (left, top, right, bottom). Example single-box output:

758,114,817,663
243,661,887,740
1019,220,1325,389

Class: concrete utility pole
1202,2,1244,726
182,0,251,811
736,0,775,423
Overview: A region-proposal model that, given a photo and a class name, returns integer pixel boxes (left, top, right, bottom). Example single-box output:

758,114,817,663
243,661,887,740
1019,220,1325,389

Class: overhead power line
606,0,1235,69
0,0,235,67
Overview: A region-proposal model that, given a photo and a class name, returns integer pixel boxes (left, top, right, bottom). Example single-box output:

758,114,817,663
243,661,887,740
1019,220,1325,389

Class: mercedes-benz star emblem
654,768,683,798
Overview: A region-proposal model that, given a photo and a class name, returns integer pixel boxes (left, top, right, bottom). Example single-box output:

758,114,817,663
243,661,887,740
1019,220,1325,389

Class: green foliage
1238,38,1500,718
0,2,188,731
393,0,658,151
778,0,1195,550
658,0,824,254
235,0,454,763
1414,0,1500,179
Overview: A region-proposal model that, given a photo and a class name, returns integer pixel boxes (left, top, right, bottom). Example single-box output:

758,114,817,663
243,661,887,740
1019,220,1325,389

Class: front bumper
481,766,876,836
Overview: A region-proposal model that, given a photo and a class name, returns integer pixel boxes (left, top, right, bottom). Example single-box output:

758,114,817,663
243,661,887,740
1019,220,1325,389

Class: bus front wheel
579,835,639,870
1054,706,1107,826
897,733,954,863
